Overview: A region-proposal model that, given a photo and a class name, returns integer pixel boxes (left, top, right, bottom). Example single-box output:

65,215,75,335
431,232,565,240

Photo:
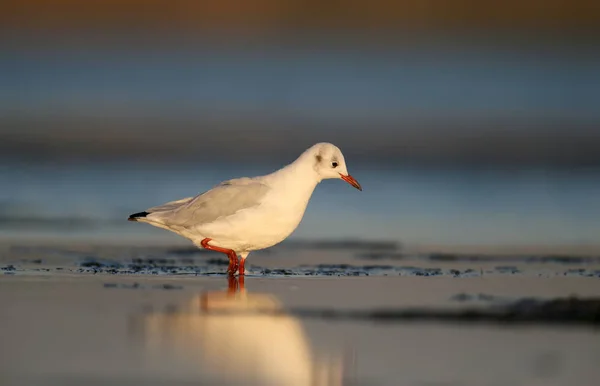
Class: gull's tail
128,211,149,222
127,196,194,222
127,209,176,233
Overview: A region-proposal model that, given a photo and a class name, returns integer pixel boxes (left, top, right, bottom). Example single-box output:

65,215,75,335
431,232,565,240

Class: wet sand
1,242,600,385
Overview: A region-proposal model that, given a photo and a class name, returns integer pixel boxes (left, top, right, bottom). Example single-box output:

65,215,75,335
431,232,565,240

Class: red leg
201,238,239,275
228,260,239,275
238,258,245,276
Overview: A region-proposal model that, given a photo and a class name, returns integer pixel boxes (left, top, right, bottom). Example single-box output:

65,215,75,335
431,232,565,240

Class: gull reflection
138,276,344,386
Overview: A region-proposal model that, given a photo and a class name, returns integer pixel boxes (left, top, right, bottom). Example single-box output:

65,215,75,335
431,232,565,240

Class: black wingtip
128,211,149,221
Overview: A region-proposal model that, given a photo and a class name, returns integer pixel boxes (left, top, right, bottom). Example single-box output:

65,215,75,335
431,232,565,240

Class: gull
128,142,362,275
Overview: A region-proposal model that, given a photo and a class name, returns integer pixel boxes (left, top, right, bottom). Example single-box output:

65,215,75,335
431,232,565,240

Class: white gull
128,142,362,275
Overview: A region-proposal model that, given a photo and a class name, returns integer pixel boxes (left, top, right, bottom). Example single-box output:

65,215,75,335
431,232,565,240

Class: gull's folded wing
148,178,271,228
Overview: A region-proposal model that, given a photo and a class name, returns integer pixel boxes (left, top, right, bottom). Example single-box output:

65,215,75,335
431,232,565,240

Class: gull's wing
148,178,271,228
147,197,194,212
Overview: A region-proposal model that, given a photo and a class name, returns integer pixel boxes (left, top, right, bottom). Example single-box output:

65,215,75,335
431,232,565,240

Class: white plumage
128,142,362,275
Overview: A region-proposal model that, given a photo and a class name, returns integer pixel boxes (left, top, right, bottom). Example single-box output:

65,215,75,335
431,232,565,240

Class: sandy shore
1,242,600,385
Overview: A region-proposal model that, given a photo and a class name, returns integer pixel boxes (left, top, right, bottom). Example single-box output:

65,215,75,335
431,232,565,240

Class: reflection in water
137,277,344,385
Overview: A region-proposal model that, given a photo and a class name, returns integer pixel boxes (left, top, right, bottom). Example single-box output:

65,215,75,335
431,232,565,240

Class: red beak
340,173,362,191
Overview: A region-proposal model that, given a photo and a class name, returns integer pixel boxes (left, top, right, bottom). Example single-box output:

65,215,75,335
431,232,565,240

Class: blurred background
1,0,599,253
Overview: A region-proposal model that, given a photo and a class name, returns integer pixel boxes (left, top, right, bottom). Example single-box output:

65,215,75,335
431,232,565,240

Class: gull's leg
238,259,245,276
227,255,239,275
200,238,239,275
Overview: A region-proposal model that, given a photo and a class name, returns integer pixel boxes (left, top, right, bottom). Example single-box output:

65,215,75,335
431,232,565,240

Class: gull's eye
331,161,338,168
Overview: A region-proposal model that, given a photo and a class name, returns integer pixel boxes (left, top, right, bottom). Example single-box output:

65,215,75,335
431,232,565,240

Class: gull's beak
339,173,362,191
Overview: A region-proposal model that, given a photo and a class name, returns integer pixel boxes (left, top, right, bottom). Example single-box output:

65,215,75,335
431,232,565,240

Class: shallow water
2,242,600,385
3,242,600,278
2,158,600,385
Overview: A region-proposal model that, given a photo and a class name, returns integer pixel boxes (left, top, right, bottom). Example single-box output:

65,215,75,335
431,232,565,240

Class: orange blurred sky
2,0,599,34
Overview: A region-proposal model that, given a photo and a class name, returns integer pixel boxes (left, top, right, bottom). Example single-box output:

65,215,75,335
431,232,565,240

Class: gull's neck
258,151,322,228
262,151,321,195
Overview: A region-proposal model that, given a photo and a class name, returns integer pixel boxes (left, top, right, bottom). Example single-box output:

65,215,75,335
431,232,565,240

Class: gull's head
304,143,362,191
